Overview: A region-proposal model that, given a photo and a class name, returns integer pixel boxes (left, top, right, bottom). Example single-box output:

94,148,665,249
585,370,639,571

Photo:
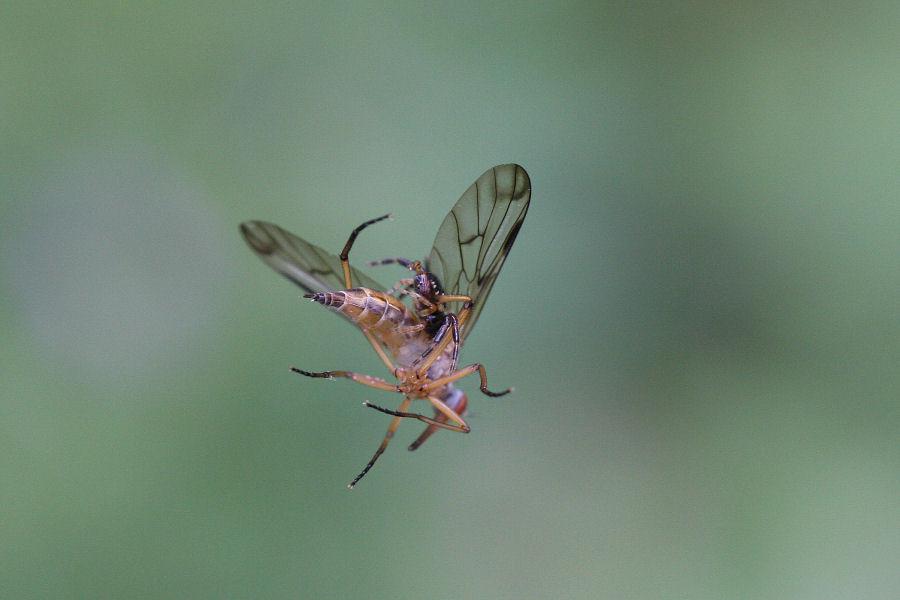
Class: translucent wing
240,220,386,294
426,164,530,342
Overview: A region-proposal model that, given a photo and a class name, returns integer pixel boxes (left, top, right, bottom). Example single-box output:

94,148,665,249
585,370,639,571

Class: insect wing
240,220,386,294
426,164,530,341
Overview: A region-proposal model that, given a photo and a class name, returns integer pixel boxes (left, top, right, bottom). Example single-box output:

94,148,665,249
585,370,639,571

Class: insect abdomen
305,288,418,337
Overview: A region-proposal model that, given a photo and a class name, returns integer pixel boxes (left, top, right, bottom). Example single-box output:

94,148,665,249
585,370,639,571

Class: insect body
303,286,422,362
240,164,530,487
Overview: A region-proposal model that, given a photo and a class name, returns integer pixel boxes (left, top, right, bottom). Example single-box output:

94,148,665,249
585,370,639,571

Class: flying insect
240,164,530,487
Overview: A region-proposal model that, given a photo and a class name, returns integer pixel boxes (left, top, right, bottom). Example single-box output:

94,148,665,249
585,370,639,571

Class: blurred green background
3,2,898,599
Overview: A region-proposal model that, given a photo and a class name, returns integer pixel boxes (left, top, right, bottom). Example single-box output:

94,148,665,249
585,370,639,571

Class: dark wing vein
426,164,530,342
240,220,385,295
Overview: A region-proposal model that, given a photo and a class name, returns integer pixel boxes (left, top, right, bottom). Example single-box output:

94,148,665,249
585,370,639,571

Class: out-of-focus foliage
2,3,898,599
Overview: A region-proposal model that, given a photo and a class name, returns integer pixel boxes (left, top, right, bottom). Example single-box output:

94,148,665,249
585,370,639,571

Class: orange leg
338,214,392,289
435,294,472,306
360,329,399,373
408,390,467,451
425,362,512,398
348,396,411,489
364,394,470,434
409,312,462,374
330,214,402,373
411,301,473,376
385,278,416,299
290,367,401,392
407,413,451,452
400,289,439,316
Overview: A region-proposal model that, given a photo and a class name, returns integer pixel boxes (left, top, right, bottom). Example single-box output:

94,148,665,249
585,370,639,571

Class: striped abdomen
305,288,427,363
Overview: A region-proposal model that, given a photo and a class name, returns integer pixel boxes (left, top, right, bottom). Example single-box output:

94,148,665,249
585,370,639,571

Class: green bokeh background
3,3,898,598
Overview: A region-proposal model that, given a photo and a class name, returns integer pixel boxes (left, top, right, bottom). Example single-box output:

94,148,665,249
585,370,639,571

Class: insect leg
452,299,473,327
407,390,468,452
349,396,411,489
408,389,467,451
424,362,512,397
366,259,421,297
339,214,392,289
435,294,472,305
382,278,415,298
412,297,475,373
410,313,461,373
301,313,403,383
409,298,475,375
394,322,426,336
411,311,464,376
445,316,460,372
398,289,439,316
289,367,401,392
328,215,405,373
366,257,417,269
364,395,470,433
360,329,400,373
